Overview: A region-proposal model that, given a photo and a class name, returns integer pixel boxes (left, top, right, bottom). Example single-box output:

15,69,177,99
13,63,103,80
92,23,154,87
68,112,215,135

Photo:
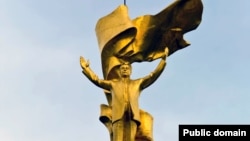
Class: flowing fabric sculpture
81,0,203,141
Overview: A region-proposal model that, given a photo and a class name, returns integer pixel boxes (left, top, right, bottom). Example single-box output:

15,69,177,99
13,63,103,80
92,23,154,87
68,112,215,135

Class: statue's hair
120,61,132,69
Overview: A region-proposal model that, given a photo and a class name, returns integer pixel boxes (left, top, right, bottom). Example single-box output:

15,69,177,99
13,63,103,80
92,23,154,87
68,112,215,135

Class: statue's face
119,64,131,77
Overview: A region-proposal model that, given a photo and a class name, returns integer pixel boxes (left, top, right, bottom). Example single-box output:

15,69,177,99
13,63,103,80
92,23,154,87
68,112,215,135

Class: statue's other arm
80,56,111,90
140,48,169,90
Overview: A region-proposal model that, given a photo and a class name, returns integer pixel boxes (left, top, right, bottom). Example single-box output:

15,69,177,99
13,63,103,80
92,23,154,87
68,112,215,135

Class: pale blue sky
1,0,250,141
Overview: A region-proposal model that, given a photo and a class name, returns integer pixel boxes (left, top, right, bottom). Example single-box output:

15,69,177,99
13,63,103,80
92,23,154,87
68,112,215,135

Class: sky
1,0,250,141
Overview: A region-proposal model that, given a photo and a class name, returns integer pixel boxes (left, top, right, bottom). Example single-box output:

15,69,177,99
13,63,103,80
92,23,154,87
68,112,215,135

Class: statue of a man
80,48,168,141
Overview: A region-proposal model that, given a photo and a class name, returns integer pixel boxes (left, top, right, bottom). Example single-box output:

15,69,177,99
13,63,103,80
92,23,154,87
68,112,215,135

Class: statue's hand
80,56,90,70
162,47,169,60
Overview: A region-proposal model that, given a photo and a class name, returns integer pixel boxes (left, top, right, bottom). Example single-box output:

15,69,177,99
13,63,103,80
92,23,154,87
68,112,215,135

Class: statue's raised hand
162,47,169,60
80,56,89,70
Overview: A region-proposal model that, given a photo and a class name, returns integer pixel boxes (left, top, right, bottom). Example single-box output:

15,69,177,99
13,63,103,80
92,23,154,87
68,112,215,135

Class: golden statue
80,48,167,141
80,0,203,141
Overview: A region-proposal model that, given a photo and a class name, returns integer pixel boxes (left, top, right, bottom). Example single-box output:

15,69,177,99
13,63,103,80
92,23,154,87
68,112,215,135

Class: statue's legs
112,117,137,141
100,105,154,141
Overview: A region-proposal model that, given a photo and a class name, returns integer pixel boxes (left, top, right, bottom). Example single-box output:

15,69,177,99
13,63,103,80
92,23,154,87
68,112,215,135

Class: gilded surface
80,0,203,140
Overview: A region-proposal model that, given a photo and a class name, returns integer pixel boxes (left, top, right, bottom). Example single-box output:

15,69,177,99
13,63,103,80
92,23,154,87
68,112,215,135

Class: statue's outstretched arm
140,48,169,90
80,56,111,90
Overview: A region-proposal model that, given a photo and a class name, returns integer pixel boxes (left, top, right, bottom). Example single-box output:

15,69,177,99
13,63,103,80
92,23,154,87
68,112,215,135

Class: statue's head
119,62,132,77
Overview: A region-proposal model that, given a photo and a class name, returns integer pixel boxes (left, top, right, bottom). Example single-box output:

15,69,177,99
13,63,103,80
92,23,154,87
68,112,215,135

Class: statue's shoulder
131,78,143,83
110,79,119,82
